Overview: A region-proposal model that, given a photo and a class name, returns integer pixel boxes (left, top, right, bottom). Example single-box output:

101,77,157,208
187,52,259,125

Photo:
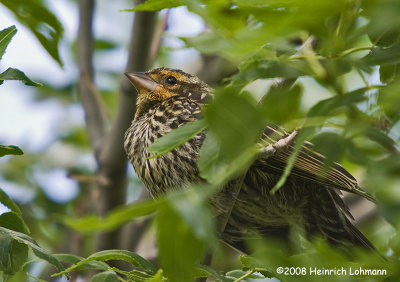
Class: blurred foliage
1,23,66,281
0,164,67,280
1,0,400,281
0,0,64,66
0,145,23,157
0,67,42,86
0,26,42,86
148,119,207,158
0,25,16,60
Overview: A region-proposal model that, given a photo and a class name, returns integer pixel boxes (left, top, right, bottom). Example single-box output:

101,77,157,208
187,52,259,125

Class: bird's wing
258,125,374,202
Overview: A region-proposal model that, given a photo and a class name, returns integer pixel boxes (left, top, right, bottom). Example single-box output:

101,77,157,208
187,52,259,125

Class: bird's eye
166,76,177,85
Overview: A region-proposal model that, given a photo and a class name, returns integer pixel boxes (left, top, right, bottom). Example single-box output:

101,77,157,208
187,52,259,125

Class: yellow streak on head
135,81,177,117
154,84,177,100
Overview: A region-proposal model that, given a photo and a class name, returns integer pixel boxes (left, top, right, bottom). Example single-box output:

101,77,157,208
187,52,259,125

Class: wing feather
259,125,374,202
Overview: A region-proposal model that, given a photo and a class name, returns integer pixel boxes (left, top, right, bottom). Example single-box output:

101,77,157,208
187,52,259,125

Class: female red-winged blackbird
124,67,375,252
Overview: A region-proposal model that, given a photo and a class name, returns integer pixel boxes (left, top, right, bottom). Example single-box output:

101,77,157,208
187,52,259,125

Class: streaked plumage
124,68,375,252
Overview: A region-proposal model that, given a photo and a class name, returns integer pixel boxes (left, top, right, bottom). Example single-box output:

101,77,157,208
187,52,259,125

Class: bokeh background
0,1,204,206
1,0,400,281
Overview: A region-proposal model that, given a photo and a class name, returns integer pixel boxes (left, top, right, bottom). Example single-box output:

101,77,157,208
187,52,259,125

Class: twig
67,173,97,184
259,129,299,158
81,72,112,123
149,11,169,65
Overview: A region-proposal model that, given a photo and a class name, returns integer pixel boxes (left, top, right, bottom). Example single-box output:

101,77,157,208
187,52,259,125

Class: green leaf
270,128,312,194
89,250,156,274
238,255,264,269
1,237,28,277
95,39,118,51
201,87,267,185
0,0,64,66
61,198,160,233
0,212,29,234
0,145,24,157
167,186,218,249
154,188,219,281
225,269,263,280
111,267,154,281
199,141,259,185
195,264,233,282
205,87,265,158
361,43,400,66
307,87,372,117
199,86,272,185
367,24,400,47
157,203,205,282
259,83,303,124
0,204,30,276
145,269,165,282
0,68,42,87
0,211,31,276
127,0,185,11
380,64,399,84
0,188,22,215
197,132,220,181
0,226,67,277
0,218,28,276
54,254,109,271
0,25,17,61
147,119,207,158
230,58,308,88
239,255,274,278
53,249,156,277
310,132,346,172
181,32,233,58
92,271,120,282
364,0,400,47
366,127,398,152
55,255,156,281
26,273,48,282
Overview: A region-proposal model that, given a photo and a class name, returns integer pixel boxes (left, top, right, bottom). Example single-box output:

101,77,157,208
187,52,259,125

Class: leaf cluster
0,149,68,281
2,0,400,281
0,26,41,86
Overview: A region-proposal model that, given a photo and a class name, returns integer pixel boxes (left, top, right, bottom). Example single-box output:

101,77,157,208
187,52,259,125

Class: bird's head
125,68,211,117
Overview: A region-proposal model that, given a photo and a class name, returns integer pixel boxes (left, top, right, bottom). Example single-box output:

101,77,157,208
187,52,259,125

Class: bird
123,67,375,253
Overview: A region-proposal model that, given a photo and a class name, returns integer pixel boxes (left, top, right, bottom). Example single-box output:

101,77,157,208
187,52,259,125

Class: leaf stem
289,54,325,60
233,269,255,282
339,46,374,57
355,67,369,87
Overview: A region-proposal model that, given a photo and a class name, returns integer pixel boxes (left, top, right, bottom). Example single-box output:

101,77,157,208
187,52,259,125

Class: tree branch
77,0,106,158
95,0,158,251
98,3,157,177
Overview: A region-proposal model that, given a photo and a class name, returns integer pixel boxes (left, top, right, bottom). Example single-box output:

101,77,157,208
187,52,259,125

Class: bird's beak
124,72,158,92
